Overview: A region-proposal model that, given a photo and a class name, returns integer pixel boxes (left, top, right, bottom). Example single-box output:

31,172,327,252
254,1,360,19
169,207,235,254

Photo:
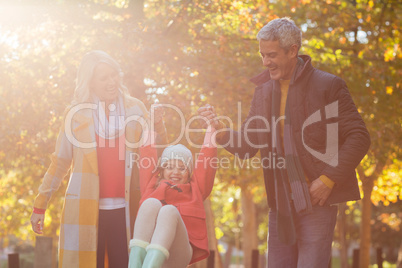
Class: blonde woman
30,50,167,268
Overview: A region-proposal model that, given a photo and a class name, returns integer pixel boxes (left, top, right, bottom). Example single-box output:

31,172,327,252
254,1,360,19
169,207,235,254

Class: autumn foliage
0,0,400,267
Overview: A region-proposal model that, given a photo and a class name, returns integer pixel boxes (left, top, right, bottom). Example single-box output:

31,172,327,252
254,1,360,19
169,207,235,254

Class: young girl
129,125,217,268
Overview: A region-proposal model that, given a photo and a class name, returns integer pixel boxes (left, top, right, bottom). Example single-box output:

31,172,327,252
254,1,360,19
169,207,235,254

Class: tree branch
375,0,388,51
357,164,367,180
128,0,145,22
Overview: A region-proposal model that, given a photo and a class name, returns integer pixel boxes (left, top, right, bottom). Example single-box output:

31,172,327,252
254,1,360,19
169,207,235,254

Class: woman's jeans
267,204,338,268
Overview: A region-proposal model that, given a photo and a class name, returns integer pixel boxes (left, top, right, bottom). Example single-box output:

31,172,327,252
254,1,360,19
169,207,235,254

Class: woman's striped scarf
92,93,125,140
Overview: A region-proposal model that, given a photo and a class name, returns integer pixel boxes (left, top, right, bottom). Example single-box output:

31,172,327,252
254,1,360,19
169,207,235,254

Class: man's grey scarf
271,58,313,245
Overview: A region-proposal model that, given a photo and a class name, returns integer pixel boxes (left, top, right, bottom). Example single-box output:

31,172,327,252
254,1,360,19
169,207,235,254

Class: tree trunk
190,199,223,268
359,177,374,268
338,203,349,268
206,198,223,268
126,0,147,100
241,186,258,268
223,243,233,268
128,0,144,21
48,210,59,268
396,239,402,268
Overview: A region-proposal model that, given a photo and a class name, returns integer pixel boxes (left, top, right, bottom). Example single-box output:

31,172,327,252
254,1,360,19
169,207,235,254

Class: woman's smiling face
90,63,120,102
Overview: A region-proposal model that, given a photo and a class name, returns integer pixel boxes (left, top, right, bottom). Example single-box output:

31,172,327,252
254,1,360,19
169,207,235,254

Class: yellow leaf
215,227,224,239
386,86,393,95
384,47,395,62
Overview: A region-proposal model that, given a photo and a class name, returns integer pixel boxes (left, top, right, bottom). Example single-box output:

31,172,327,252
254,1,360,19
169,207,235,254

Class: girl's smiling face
162,159,190,184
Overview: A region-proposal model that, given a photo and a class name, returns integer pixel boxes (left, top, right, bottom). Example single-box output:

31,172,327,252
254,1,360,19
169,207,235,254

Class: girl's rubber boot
128,239,149,268
142,244,170,268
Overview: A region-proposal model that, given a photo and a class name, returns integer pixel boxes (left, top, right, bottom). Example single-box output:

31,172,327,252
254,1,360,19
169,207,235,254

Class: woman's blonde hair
71,50,131,105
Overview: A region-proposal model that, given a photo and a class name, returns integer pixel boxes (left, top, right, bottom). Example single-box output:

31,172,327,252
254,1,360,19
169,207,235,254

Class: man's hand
31,212,44,234
197,104,220,129
309,178,332,206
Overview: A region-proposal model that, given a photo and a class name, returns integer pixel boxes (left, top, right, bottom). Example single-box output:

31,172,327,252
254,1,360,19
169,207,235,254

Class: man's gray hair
257,17,302,52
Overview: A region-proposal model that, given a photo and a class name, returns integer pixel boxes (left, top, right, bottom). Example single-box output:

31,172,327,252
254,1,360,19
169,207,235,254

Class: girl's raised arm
193,125,218,199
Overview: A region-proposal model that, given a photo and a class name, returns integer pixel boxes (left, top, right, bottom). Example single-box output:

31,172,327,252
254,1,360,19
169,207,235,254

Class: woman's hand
31,212,44,234
203,125,217,148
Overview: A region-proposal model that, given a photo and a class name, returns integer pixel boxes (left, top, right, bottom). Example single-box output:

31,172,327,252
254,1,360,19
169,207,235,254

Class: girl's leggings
133,198,193,268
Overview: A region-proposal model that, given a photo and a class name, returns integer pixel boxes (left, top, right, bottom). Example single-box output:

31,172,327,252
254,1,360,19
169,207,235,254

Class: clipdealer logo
62,101,339,167
302,101,339,167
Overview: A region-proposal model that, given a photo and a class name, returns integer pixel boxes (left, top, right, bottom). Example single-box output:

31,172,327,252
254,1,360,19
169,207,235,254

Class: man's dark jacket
218,55,370,209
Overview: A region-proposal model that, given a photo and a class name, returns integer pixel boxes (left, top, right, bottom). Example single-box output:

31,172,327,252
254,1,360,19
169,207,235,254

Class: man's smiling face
259,40,298,81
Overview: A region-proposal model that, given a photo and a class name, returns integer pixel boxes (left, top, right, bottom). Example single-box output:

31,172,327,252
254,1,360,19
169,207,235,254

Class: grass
331,256,396,268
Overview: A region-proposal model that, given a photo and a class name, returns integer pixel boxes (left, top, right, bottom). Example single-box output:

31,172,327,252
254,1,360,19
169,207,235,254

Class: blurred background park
0,0,400,267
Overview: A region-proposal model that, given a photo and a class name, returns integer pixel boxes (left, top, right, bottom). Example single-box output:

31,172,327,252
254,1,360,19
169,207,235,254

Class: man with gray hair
198,17,370,267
